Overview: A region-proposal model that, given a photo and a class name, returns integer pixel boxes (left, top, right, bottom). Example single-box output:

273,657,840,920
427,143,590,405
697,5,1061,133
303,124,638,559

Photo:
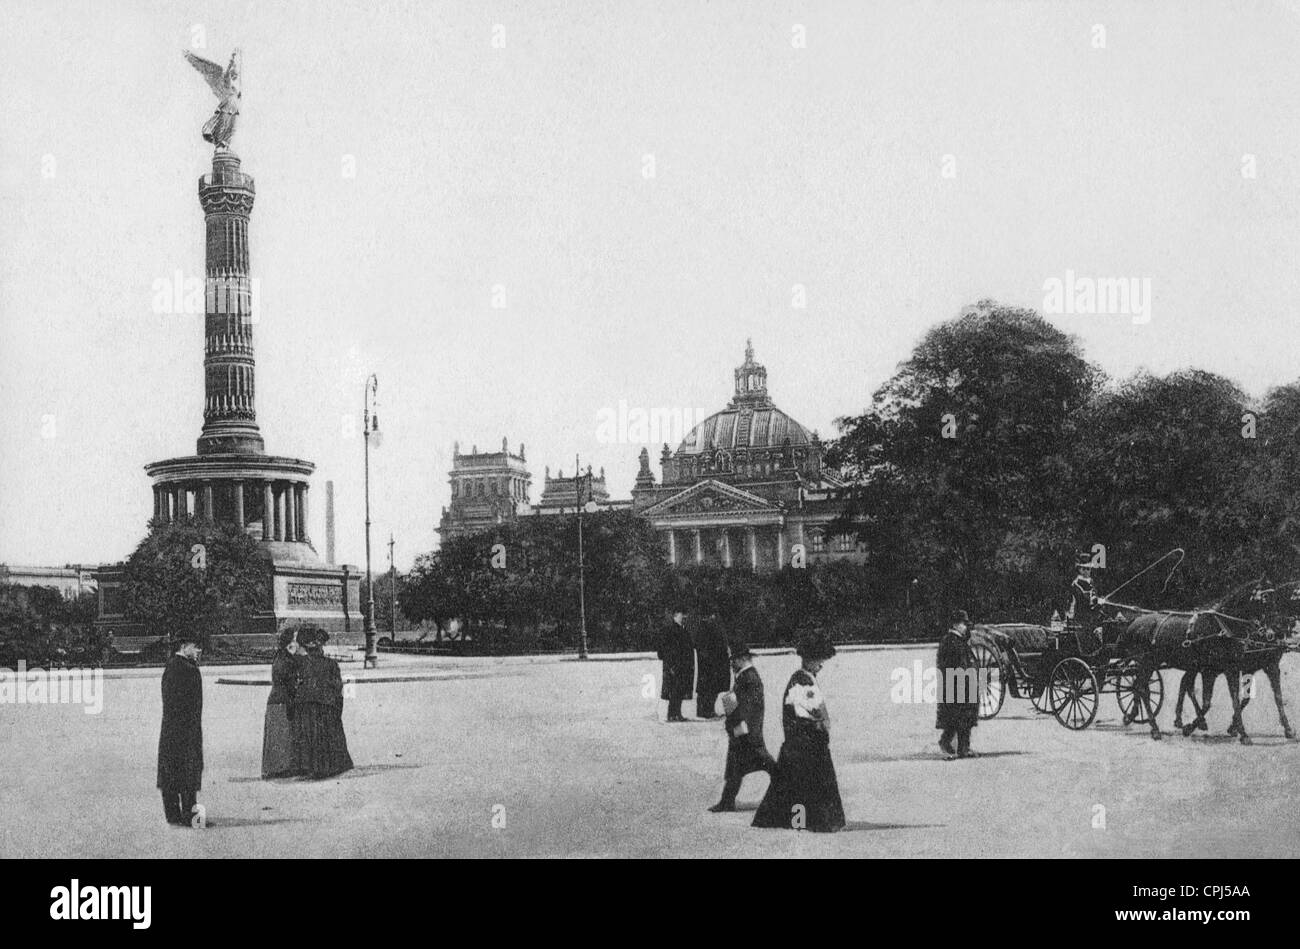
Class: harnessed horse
1112,580,1300,744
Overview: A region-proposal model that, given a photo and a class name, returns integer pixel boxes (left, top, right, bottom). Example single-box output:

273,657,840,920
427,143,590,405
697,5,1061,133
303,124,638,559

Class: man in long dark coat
157,633,204,825
936,609,979,759
694,612,731,719
709,643,775,812
658,609,695,722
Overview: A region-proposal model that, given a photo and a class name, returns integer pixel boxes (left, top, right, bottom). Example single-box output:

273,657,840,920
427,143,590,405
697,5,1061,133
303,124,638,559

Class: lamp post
574,455,590,660
362,373,380,668
388,532,397,642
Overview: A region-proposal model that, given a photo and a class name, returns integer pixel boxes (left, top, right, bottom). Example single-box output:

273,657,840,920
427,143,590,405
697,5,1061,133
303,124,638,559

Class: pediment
642,479,780,518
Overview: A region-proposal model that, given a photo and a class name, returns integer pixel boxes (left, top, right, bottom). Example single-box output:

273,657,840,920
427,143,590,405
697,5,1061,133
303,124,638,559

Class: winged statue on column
183,48,242,148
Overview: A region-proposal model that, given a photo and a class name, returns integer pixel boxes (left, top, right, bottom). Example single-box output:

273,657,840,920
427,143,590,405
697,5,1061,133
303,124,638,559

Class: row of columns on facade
665,524,803,569
153,480,309,543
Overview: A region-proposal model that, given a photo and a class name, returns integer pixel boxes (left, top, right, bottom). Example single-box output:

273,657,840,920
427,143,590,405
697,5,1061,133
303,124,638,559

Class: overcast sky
2,0,1298,569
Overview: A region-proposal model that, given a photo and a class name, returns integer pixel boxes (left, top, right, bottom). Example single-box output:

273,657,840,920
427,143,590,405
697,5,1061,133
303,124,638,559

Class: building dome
676,340,814,454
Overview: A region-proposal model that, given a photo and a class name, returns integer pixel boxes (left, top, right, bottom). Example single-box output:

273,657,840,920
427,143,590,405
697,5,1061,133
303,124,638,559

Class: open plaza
3,646,1296,859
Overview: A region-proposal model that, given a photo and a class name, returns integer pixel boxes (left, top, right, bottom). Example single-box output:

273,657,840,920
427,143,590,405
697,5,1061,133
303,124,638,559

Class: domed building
630,341,865,569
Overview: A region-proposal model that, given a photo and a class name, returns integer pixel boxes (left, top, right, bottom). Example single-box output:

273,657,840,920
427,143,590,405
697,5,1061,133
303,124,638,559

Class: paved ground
2,648,1297,858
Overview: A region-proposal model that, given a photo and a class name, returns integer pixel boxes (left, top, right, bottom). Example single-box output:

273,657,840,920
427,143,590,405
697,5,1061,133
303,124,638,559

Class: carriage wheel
970,642,1006,720
1115,660,1164,725
1049,657,1099,730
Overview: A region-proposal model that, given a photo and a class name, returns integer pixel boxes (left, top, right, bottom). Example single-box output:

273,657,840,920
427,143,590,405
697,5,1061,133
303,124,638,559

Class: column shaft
275,484,285,541
748,527,757,570
234,481,245,529
693,528,702,565
262,481,274,541
299,485,309,543
286,482,297,541
202,482,214,521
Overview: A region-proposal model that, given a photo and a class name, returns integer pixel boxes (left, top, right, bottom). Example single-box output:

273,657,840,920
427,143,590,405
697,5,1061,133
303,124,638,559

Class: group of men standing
656,608,730,722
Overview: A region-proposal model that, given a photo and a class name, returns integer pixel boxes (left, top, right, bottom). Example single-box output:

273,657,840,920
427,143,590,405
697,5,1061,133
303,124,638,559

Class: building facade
629,342,866,569
437,342,866,570
437,439,533,540
436,442,631,541
0,564,99,599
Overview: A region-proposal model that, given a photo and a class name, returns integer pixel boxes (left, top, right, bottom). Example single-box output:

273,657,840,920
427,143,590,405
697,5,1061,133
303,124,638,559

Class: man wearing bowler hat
157,632,205,826
658,607,695,722
936,609,979,760
708,643,775,812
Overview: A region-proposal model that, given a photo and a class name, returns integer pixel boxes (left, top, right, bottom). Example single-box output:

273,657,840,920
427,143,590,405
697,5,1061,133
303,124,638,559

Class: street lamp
362,373,380,668
574,456,594,660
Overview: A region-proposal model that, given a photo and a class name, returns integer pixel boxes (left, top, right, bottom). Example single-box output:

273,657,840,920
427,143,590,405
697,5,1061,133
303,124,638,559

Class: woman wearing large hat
752,631,846,833
290,627,354,779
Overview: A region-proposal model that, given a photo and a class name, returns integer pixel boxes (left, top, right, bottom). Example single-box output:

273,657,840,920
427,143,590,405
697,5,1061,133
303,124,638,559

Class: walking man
158,633,204,826
936,609,979,760
709,643,775,812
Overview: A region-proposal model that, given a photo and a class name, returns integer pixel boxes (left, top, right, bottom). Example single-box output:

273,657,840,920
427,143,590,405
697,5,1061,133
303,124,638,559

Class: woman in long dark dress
291,628,354,779
752,634,845,833
261,628,300,778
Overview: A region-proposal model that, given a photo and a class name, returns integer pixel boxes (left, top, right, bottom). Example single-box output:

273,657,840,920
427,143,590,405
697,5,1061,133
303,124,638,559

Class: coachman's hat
950,609,971,625
729,642,754,659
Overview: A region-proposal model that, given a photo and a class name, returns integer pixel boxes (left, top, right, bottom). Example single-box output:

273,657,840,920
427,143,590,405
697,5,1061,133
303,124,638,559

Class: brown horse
1170,582,1300,740
1117,581,1299,744
1171,642,1295,740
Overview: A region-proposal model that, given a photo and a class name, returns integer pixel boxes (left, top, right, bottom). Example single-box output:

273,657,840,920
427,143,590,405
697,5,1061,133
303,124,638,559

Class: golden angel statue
183,49,241,148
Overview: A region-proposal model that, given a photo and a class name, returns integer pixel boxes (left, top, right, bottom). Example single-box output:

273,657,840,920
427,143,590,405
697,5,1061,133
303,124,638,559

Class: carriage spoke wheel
1049,657,1099,730
1115,660,1164,725
970,643,1006,720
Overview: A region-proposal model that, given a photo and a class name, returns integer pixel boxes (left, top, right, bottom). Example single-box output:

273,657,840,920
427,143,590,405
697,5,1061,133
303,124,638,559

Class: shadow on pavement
845,750,1030,764
338,763,425,779
842,820,944,832
201,817,311,829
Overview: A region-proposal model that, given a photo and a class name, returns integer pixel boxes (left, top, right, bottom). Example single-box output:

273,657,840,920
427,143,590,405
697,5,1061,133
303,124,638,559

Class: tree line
9,297,1295,657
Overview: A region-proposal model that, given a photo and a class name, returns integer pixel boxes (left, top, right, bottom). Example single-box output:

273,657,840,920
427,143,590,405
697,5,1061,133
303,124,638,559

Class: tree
1247,381,1300,580
827,299,1103,615
401,512,673,650
1071,370,1264,604
120,517,271,645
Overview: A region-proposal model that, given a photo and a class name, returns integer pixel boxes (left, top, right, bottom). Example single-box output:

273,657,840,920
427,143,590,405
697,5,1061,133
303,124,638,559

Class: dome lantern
732,337,770,406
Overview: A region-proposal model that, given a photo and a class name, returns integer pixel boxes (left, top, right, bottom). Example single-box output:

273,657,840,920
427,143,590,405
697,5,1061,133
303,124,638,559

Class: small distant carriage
969,621,1163,730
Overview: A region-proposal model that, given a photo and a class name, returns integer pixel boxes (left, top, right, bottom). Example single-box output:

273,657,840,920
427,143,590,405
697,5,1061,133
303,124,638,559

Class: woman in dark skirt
261,628,300,778
752,633,845,833
291,628,354,779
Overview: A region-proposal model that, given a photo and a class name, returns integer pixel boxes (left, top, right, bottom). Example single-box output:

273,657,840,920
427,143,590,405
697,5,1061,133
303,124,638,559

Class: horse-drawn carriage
965,548,1300,742
970,620,1162,730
